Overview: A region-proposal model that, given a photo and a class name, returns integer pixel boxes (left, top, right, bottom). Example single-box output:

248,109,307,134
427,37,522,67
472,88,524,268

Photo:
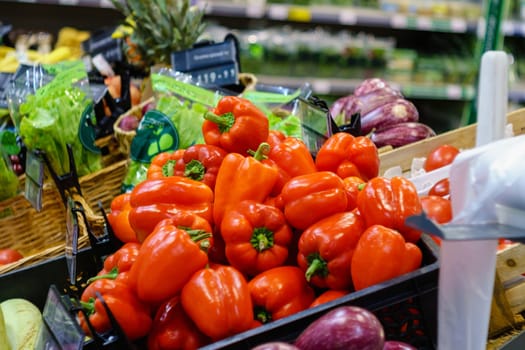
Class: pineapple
111,0,206,68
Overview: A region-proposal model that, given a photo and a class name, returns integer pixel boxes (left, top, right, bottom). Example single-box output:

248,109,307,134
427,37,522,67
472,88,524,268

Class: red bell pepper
181,264,254,341
343,176,366,211
79,278,152,341
173,144,228,191
147,296,211,350
315,132,379,181
128,218,211,305
88,242,141,285
297,210,365,290
248,266,315,324
202,96,269,156
147,149,186,179
351,224,423,291
130,176,214,225
107,193,139,243
357,176,423,243
221,200,293,276
265,136,317,195
129,204,213,243
213,143,279,229
267,129,286,148
309,290,348,308
280,171,348,230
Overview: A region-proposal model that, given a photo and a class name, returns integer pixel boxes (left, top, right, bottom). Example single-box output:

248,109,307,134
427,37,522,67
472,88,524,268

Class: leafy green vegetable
268,111,302,139
15,63,102,177
155,95,205,149
0,153,19,201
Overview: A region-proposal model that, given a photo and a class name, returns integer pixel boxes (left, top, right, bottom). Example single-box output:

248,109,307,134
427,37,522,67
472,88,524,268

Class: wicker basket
0,156,129,275
0,185,95,275
113,98,154,156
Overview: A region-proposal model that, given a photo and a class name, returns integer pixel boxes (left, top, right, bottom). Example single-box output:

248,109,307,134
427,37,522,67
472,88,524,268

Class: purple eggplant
252,342,300,350
360,98,419,135
295,306,385,350
369,122,436,148
353,78,396,96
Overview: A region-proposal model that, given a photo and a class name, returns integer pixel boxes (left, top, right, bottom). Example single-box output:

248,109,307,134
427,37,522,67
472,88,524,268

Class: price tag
288,7,312,22
339,10,357,25
312,80,331,95
502,21,515,35
246,0,266,18
0,72,13,109
99,0,114,8
24,151,44,211
35,285,84,350
417,17,432,30
450,18,467,32
391,14,407,28
65,196,79,283
446,85,462,99
268,4,289,20
58,0,79,5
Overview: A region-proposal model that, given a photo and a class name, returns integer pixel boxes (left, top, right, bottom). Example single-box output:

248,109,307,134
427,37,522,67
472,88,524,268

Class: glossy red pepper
107,193,139,243
343,176,366,211
309,290,348,308
130,176,214,225
89,242,141,285
147,296,211,350
315,132,380,181
147,149,186,179
281,171,348,230
129,204,213,243
213,143,279,229
265,136,317,195
357,176,423,243
128,218,211,305
202,96,269,156
297,210,366,290
181,264,254,341
79,278,152,341
172,144,228,191
248,266,315,324
351,224,423,291
221,200,293,276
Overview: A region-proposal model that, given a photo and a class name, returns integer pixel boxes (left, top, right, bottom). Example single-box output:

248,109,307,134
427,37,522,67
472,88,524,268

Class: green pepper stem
86,267,119,284
162,159,177,177
357,183,366,191
255,307,272,324
250,227,275,252
80,298,96,315
305,254,328,281
184,159,205,181
204,111,235,133
247,142,271,161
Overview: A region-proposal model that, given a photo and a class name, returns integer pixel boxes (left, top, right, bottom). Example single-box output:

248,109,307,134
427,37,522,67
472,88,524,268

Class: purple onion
360,98,419,135
353,78,396,96
369,122,436,148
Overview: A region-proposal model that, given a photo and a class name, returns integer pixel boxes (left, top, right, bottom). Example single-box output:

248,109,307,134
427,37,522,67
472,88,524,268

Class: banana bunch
0,27,90,73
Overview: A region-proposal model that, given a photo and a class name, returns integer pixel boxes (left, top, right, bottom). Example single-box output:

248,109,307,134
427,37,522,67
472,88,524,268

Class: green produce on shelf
8,61,102,178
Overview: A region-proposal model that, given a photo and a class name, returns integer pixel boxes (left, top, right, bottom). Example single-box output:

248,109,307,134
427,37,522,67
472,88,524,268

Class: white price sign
268,4,289,20
339,10,357,25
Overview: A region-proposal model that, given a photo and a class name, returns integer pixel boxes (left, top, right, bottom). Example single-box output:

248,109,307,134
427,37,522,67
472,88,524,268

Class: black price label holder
35,285,85,350
170,34,241,87
82,28,123,64
24,150,45,211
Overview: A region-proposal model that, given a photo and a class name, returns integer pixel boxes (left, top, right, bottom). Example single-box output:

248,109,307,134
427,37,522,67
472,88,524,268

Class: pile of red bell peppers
79,95,429,349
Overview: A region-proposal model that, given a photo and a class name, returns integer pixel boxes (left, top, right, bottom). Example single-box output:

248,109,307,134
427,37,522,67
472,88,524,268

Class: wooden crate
378,108,525,175
490,243,525,338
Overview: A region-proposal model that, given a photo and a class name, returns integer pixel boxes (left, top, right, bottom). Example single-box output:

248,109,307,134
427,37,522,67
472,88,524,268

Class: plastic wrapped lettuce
7,62,102,177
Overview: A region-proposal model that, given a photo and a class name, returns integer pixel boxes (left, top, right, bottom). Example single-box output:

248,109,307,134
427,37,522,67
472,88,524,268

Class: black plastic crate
201,234,439,350
0,234,439,350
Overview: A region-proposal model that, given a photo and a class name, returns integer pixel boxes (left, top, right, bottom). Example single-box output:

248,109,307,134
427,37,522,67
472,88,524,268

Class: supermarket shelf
3,0,525,37
256,75,476,101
